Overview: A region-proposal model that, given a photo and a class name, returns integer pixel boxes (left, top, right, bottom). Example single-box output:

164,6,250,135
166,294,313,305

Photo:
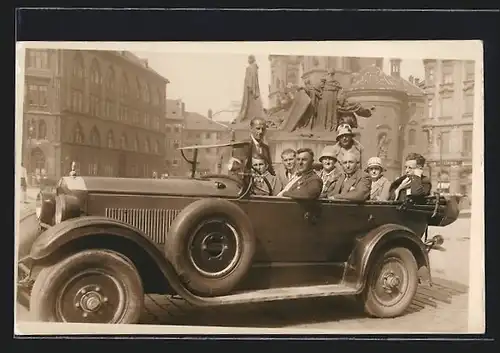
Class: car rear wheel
30,249,143,324
166,199,255,297
362,247,418,318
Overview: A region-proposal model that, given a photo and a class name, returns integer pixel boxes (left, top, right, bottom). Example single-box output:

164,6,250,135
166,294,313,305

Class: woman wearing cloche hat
365,156,391,201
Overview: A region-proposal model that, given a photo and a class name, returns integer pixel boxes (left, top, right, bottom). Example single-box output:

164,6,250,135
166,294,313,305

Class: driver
251,157,283,196
227,117,275,178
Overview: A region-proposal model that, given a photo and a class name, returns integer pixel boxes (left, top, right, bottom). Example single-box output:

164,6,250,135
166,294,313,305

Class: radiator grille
105,208,181,244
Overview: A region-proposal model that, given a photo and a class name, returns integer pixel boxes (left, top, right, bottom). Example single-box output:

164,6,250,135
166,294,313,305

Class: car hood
59,176,240,198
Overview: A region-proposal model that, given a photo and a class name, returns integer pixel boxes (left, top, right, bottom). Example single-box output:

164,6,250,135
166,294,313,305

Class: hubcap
371,256,408,307
56,270,125,323
188,219,241,278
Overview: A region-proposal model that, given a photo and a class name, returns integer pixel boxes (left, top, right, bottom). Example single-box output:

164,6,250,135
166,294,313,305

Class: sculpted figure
237,55,266,122
336,91,375,130
316,70,342,132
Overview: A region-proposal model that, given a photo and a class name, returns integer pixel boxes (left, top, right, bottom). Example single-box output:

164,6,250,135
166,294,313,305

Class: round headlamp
36,191,56,226
54,194,81,224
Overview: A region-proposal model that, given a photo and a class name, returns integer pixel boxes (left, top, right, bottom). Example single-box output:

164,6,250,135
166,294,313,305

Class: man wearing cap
365,157,391,201
227,117,275,178
327,150,371,202
390,152,432,202
317,145,342,198
277,148,323,200
331,123,364,168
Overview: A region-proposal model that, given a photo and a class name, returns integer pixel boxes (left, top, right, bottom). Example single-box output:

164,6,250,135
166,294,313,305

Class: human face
281,153,296,171
252,159,267,174
341,154,358,175
321,156,336,172
250,119,266,142
404,159,417,176
338,134,353,148
368,167,382,180
296,152,313,174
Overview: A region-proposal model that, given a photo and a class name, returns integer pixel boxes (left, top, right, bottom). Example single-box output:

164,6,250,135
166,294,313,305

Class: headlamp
54,194,81,224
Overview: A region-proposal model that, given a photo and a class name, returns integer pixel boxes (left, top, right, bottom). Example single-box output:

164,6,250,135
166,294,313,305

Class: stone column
449,163,461,194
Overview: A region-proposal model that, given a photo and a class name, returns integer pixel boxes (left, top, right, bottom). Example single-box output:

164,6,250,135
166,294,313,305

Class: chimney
208,109,213,120
390,58,402,78
409,75,414,84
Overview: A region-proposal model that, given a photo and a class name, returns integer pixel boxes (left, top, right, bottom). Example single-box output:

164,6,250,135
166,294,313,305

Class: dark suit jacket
328,169,371,202
389,174,432,201
282,169,323,200
231,138,275,176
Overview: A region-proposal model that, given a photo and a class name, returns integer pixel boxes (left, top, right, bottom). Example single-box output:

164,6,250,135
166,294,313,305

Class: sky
134,51,425,122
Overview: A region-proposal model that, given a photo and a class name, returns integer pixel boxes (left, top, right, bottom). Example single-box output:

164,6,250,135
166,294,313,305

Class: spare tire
165,198,255,297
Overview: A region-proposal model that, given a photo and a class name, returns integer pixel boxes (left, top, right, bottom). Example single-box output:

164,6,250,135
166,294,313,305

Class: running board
208,284,359,306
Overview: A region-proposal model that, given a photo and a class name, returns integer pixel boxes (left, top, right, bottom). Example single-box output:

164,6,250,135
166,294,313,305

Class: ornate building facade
421,59,474,206
165,99,186,176
22,49,169,183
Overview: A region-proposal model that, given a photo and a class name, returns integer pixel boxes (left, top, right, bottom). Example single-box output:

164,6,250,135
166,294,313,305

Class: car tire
30,249,144,324
362,247,418,318
166,198,255,297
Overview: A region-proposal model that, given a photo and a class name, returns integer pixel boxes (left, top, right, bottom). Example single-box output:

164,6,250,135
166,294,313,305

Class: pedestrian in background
20,163,27,203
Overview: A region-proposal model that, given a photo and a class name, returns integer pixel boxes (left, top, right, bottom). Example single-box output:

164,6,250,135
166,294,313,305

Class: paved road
15,201,472,333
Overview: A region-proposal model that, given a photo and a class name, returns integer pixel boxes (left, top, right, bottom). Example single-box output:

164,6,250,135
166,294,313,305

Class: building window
104,100,115,119
144,113,150,128
144,84,151,103
133,137,139,152
132,110,139,125
165,125,171,133
465,61,475,81
90,127,101,147
442,65,453,84
173,140,180,149
172,159,179,167
464,93,474,115
143,164,149,178
427,67,435,84
73,123,85,144
157,89,162,106
107,130,114,148
27,84,48,107
105,67,115,92
89,95,101,117
205,133,211,139
120,134,128,150
104,165,114,177
462,130,473,157
90,59,102,86
72,54,85,80
440,97,453,117
88,162,99,176
37,120,47,139
144,138,150,153
408,129,416,146
153,140,160,154
27,50,49,69
439,131,450,154
120,74,129,101
174,125,180,133
71,89,83,113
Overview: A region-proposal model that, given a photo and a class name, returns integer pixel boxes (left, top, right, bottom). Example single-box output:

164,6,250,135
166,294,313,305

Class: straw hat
365,156,386,172
319,145,338,162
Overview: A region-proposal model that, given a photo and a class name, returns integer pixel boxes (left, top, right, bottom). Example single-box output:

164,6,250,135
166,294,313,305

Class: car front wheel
30,249,144,324
362,247,418,318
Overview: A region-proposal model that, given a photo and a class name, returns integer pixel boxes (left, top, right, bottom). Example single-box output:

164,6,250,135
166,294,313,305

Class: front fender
25,216,221,307
343,224,431,290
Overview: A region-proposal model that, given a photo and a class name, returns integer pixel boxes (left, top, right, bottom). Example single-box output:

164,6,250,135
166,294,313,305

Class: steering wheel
199,174,244,188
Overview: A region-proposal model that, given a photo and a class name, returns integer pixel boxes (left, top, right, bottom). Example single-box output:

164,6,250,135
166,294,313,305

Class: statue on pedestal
237,55,266,122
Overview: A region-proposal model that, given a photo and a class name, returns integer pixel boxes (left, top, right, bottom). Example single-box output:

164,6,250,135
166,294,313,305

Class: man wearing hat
331,123,364,169
317,145,342,198
365,156,391,201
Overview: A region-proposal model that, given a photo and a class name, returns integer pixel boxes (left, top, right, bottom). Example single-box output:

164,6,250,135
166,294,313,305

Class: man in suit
277,148,297,187
227,117,275,178
277,148,323,200
251,157,283,196
327,150,371,202
390,152,432,201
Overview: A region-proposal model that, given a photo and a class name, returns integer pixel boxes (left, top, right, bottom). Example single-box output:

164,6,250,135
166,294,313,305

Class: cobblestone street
15,201,474,333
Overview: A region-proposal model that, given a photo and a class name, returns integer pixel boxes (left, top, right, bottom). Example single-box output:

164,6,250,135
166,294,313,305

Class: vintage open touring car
16,141,459,324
